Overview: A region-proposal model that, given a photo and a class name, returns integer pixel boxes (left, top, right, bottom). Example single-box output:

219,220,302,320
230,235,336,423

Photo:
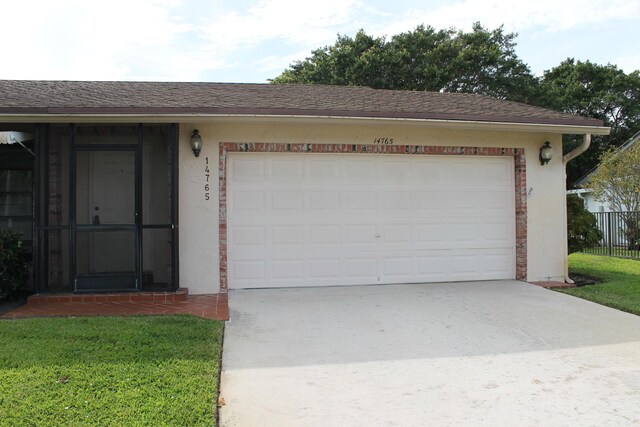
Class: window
0,142,34,251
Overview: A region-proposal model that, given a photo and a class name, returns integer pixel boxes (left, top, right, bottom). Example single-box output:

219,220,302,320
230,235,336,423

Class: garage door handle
375,234,381,238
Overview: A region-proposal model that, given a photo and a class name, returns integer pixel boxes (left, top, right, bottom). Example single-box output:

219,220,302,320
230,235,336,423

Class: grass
558,253,640,315
0,315,224,427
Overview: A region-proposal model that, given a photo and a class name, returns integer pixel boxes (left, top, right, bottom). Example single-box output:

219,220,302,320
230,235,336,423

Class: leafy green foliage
272,26,640,187
0,316,224,426
589,140,640,213
272,23,539,103
587,140,640,248
0,229,30,302
567,195,602,254
558,254,640,316
540,60,640,187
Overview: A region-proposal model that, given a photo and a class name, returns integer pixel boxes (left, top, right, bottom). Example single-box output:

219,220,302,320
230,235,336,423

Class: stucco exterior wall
179,121,567,294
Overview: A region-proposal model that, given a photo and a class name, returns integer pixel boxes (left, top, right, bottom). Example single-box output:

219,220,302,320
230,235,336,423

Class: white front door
227,153,515,289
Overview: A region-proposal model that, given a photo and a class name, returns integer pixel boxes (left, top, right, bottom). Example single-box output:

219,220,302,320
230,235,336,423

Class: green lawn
558,253,640,315
0,316,224,427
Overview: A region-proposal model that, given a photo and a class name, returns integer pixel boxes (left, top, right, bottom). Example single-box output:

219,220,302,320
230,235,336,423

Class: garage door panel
308,158,341,182
382,257,413,279
416,224,447,246
309,225,341,245
345,257,378,279
380,191,412,210
380,159,412,182
346,224,376,245
271,158,304,181
448,223,479,244
309,259,341,279
482,252,514,276
271,225,304,246
416,190,447,211
479,190,513,210
345,191,376,210
309,191,340,210
448,254,481,279
346,159,375,182
271,260,304,280
446,161,478,182
231,158,265,182
415,161,448,183
448,190,478,210
228,153,515,289
271,191,304,211
480,223,513,244
232,260,266,281
380,224,413,244
416,256,447,280
232,191,265,212
231,225,265,246
476,161,512,183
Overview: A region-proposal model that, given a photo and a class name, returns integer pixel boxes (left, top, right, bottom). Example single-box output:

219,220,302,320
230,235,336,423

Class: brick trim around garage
219,143,527,292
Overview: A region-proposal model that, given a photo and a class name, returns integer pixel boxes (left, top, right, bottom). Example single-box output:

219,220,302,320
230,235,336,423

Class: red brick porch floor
0,289,228,320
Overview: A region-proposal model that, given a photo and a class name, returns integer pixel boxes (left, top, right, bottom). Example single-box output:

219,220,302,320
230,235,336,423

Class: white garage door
227,153,515,289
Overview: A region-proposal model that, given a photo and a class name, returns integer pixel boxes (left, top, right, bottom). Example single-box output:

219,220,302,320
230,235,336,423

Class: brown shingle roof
0,80,604,127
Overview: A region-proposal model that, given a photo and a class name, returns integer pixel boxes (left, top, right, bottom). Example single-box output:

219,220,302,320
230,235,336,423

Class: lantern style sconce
190,129,202,157
539,141,552,165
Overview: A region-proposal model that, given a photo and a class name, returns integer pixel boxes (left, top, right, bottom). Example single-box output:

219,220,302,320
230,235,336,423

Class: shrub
0,229,30,301
567,194,602,254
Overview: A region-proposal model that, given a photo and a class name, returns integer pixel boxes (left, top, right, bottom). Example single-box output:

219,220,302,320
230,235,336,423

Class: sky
0,0,638,83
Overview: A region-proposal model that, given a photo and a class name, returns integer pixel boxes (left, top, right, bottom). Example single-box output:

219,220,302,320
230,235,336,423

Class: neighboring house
568,131,640,249
568,130,640,213
0,80,608,295
566,188,611,213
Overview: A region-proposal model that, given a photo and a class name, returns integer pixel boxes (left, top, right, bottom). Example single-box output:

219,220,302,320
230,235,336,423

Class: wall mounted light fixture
191,129,202,157
539,141,552,165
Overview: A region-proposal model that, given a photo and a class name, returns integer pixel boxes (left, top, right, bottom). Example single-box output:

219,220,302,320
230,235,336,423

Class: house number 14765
204,157,210,201
373,137,394,145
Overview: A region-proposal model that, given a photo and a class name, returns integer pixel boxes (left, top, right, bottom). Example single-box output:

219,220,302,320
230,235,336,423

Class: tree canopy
588,140,640,248
271,23,539,103
271,25,640,187
540,60,640,186
588,140,640,213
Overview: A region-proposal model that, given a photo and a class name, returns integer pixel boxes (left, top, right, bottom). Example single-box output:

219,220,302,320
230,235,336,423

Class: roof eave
0,112,611,135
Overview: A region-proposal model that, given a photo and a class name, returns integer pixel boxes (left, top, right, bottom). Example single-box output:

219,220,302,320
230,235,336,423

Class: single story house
0,80,609,296
568,130,640,213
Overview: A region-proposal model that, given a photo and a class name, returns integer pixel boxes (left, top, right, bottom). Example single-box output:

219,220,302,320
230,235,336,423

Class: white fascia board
0,113,611,135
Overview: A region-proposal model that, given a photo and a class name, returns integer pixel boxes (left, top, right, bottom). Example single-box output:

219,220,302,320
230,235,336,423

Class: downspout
562,134,591,283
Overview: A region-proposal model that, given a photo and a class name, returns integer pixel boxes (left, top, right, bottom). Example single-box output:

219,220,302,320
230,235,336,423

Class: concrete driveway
220,281,640,426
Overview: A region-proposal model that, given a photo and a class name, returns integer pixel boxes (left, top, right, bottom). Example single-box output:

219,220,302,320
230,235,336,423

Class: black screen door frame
70,143,142,292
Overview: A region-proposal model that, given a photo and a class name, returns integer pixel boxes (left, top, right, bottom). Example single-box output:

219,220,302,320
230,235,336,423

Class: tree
566,195,602,254
587,141,640,249
538,60,640,187
0,229,30,302
272,23,539,103
272,26,640,188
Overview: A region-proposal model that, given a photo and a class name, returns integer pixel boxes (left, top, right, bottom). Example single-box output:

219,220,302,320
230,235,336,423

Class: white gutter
563,133,592,163
562,134,592,284
0,113,612,135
